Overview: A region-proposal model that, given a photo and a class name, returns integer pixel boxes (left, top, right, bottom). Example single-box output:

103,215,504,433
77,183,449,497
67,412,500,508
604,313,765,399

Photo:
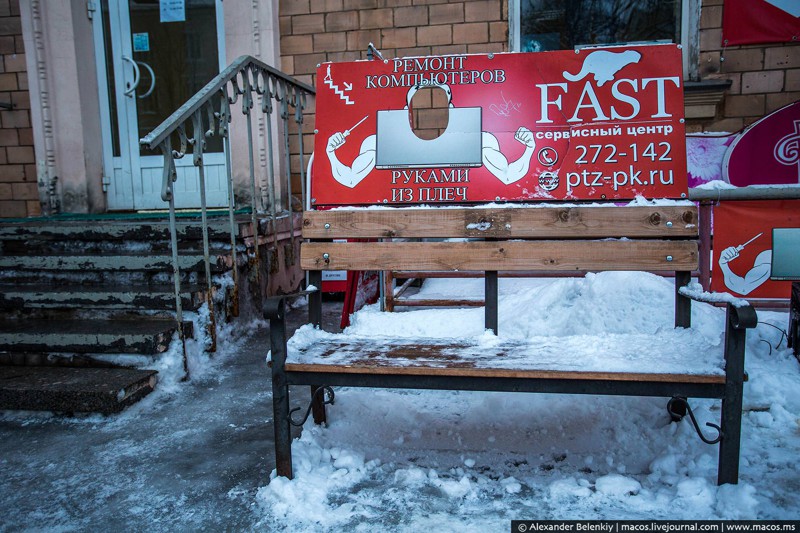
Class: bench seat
285,330,725,383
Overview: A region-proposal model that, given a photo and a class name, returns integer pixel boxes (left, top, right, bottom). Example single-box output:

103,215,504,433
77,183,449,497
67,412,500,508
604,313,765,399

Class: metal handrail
139,55,315,375
689,185,800,201
141,55,314,152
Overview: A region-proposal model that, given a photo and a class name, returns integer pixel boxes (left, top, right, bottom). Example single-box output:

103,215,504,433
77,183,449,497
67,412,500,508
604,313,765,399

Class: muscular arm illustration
326,133,376,189
718,248,772,296
481,127,536,185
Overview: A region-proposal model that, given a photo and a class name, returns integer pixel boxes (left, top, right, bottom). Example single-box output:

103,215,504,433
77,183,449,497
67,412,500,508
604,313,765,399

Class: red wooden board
312,44,687,206
711,200,800,299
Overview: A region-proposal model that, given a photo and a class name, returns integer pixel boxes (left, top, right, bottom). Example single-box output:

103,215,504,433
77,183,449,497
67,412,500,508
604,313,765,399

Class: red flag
722,0,800,45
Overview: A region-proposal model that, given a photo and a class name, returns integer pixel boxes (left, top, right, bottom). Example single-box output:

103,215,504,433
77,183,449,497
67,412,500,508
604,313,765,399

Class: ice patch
595,474,641,497
716,483,759,519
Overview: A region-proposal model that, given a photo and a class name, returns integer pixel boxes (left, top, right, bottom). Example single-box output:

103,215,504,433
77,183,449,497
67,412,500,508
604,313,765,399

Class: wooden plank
285,362,725,384
301,240,699,272
286,332,727,384
391,271,691,278
393,298,485,307
302,206,699,239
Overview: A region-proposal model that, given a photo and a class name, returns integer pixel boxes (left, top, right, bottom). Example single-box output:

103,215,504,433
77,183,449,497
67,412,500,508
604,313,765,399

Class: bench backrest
300,205,699,332
302,206,699,272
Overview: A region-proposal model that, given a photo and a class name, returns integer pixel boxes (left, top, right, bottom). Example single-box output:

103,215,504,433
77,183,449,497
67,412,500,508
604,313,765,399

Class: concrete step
0,284,205,311
0,215,251,243
0,253,228,273
0,318,191,354
0,366,158,413
0,351,120,367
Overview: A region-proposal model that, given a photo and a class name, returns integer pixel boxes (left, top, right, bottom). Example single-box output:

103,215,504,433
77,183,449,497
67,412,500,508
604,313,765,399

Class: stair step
0,253,228,272
0,318,191,354
0,351,120,367
0,366,158,413
0,216,249,242
0,284,205,311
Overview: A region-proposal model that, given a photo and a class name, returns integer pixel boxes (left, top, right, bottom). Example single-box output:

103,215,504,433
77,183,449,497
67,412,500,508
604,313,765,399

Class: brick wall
0,0,36,218
696,0,800,132
280,0,508,194
280,0,799,183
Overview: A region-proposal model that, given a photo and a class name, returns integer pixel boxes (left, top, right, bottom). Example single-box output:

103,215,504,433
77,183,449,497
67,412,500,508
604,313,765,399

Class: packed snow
1,272,797,530
257,272,800,528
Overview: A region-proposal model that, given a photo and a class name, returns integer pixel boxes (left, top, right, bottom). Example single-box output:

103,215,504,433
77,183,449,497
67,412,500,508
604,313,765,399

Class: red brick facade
0,0,37,218
696,0,799,132
281,0,799,141
0,1,797,217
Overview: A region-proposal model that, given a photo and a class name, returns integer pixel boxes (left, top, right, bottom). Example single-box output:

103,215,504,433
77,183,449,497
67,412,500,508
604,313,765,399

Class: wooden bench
266,204,757,485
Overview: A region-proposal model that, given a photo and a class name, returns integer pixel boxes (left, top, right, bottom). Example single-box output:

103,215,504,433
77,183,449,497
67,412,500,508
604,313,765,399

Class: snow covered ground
257,273,800,529
1,272,798,531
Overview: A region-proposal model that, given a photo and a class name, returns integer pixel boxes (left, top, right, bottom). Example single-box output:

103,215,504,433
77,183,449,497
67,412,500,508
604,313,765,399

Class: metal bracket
367,43,384,61
667,396,723,445
288,385,335,427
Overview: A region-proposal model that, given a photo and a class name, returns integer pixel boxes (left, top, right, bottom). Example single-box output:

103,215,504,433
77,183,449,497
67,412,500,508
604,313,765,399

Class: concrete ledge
0,366,158,413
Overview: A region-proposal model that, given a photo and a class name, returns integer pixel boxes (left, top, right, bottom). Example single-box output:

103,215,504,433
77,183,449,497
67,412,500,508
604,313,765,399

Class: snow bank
101,294,266,420
350,272,722,341
256,272,800,528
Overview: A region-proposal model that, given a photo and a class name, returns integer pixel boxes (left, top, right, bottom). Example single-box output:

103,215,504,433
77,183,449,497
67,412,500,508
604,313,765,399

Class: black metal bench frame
266,206,758,485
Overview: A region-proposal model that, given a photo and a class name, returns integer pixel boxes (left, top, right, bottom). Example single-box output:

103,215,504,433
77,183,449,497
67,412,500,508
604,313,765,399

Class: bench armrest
725,300,758,330
263,288,319,320
679,282,748,307
678,283,758,330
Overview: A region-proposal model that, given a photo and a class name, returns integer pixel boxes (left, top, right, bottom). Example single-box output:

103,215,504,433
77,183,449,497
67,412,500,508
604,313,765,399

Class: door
94,0,228,210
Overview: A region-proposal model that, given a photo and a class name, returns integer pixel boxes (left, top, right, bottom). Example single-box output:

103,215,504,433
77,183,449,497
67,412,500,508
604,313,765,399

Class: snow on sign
311,44,687,206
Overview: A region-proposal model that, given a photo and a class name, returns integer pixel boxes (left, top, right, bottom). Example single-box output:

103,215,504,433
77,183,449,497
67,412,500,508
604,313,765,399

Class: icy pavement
0,302,337,531
1,329,274,530
1,273,799,531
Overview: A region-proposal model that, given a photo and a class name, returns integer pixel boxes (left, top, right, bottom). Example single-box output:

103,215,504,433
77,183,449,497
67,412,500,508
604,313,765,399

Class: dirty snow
1,272,798,530
257,273,800,529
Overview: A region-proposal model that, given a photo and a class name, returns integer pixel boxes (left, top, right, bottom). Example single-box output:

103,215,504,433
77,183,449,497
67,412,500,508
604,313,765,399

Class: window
511,0,696,79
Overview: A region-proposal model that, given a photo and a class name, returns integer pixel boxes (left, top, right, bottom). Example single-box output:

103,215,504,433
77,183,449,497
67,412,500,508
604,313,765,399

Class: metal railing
140,55,314,365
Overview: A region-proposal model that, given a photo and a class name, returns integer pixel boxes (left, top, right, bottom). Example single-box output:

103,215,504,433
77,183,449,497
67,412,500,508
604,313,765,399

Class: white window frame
509,0,699,80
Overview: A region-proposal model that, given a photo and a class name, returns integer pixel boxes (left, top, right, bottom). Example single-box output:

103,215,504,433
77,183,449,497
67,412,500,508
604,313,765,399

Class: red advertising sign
311,44,687,207
711,200,800,299
723,100,800,187
340,270,379,329
722,0,800,46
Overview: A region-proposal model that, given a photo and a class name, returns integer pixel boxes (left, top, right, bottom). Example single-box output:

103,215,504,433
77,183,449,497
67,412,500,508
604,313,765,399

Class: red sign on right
712,200,800,299
722,0,800,45
723,101,800,187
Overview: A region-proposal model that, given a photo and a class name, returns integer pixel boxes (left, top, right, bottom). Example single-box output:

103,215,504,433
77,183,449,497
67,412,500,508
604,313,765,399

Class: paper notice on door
160,0,185,23
132,33,150,52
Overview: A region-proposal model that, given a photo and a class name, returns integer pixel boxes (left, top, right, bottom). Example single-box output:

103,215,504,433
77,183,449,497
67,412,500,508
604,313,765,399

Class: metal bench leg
307,270,327,426
267,297,293,479
718,390,743,486
485,270,498,335
272,375,293,479
310,385,327,424
675,271,692,328
717,303,754,485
